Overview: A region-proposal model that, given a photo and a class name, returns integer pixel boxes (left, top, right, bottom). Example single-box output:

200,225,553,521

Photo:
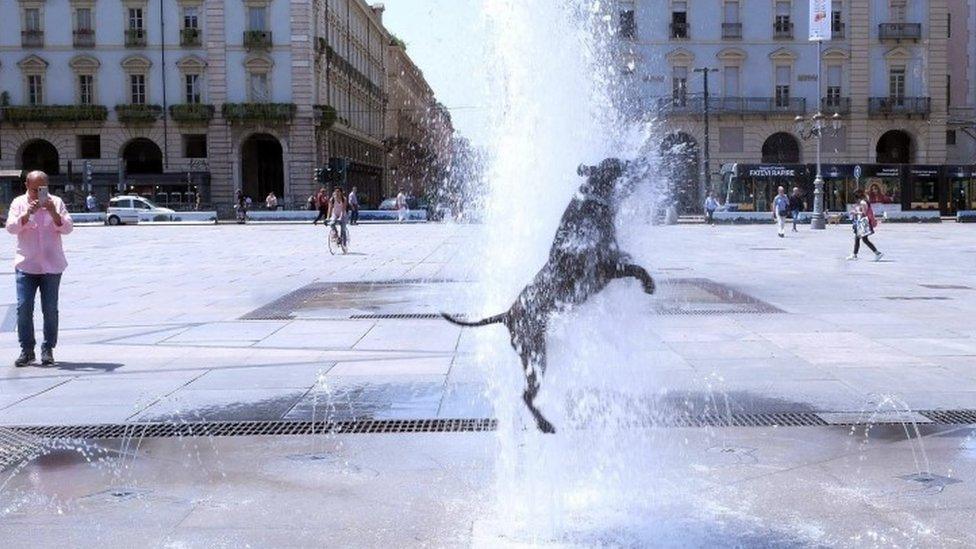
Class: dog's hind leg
615,263,656,294
516,339,556,434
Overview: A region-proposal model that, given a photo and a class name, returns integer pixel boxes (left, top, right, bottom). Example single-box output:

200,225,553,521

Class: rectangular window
76,8,92,31
25,8,41,31
183,6,199,29
946,130,956,145
723,66,739,96
889,66,905,102
619,10,635,39
831,1,843,33
183,134,207,158
28,75,43,105
78,135,101,159
79,74,94,105
947,12,951,38
826,64,842,106
128,8,144,30
185,74,201,103
671,2,688,39
248,7,266,31
249,73,269,102
130,74,146,104
672,66,688,106
775,65,791,107
724,1,739,23
889,1,906,22
947,74,951,108
775,1,791,33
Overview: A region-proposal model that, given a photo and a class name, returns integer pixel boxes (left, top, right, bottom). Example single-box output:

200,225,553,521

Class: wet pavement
0,223,975,546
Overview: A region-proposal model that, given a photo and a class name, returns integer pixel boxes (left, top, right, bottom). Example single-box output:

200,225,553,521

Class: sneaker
40,347,54,365
846,254,858,261
14,349,34,367
874,252,884,262
778,233,785,238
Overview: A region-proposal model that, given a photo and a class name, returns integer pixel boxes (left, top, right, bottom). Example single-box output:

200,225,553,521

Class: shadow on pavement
39,362,124,373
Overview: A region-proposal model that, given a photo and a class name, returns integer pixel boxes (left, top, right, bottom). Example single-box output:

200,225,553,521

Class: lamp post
794,111,842,230
693,67,719,205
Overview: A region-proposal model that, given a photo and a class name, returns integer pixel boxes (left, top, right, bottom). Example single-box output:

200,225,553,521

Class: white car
106,196,175,225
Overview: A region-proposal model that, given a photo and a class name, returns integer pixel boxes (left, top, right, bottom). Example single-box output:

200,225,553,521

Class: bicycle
327,219,349,255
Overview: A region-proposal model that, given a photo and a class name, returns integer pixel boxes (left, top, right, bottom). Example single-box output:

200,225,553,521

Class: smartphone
38,186,49,206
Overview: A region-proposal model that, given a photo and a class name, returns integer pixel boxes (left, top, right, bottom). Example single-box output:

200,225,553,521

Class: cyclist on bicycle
327,187,349,247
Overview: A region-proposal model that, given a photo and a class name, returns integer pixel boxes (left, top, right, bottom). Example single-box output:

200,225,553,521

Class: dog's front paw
536,417,556,434
642,279,656,295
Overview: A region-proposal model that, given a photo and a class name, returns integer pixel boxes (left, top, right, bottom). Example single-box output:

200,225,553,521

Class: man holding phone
6,171,73,367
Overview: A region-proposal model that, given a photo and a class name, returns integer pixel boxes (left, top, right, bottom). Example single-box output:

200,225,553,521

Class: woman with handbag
847,189,883,261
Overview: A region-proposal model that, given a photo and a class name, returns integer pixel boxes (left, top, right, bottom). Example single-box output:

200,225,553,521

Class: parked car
106,195,175,225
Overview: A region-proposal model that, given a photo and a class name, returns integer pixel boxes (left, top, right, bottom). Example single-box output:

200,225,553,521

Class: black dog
442,158,656,433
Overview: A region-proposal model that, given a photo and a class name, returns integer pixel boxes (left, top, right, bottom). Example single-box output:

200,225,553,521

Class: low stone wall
957,211,976,223
713,210,942,224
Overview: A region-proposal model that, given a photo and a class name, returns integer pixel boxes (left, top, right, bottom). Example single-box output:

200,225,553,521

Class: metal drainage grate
349,313,447,320
653,278,784,316
919,284,971,290
920,410,976,424
656,412,827,428
9,418,497,439
884,296,951,301
0,427,47,471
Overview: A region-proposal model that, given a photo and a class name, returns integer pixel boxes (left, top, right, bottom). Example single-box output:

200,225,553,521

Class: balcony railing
670,22,689,39
821,97,851,115
115,104,163,124
125,28,147,47
879,23,921,42
1,105,108,125
21,30,44,48
774,21,793,39
73,29,95,48
243,30,272,50
221,103,296,123
722,22,742,39
180,27,201,47
169,103,214,123
868,96,931,117
656,96,807,117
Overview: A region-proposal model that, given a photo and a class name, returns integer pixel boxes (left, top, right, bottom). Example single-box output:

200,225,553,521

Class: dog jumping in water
442,158,656,433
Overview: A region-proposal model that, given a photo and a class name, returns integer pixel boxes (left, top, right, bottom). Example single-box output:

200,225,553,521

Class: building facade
619,0,974,214
0,0,399,210
384,41,454,200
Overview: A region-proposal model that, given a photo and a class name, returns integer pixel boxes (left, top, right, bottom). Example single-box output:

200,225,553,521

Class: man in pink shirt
6,171,73,367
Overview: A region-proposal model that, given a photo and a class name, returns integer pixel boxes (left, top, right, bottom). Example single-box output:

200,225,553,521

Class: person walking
703,191,719,226
85,192,97,213
313,187,329,224
772,186,789,238
6,171,73,367
788,187,804,232
265,191,278,211
395,190,408,223
847,189,884,261
348,186,360,225
235,190,247,224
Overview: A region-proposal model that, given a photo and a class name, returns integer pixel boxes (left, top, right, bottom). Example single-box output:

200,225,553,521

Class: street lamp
794,111,842,230
693,67,719,203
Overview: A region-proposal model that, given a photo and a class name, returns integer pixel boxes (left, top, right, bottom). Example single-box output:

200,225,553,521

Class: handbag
855,216,874,238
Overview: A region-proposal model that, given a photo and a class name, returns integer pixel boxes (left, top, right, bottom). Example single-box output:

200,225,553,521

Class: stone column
289,0,317,204
847,0,871,163
926,0,949,164
205,0,232,205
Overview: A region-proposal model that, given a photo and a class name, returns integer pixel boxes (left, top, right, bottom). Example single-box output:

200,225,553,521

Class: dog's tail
441,312,507,327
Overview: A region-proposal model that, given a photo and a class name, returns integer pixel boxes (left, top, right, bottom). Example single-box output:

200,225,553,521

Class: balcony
868,96,931,118
1,105,108,125
879,23,921,42
821,97,851,115
73,29,95,48
180,27,201,47
169,103,214,124
314,104,338,128
722,22,742,40
115,104,163,124
774,21,793,39
221,103,295,123
832,22,846,38
125,28,147,47
243,30,272,50
670,22,689,39
21,30,44,48
656,96,806,117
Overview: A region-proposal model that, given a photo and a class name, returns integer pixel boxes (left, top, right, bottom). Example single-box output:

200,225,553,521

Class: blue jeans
16,271,61,352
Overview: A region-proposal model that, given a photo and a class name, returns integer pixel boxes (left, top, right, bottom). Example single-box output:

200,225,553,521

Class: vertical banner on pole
809,0,832,41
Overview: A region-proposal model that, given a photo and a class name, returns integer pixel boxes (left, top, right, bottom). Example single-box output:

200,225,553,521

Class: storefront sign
909,166,941,179
747,166,798,177
809,0,832,41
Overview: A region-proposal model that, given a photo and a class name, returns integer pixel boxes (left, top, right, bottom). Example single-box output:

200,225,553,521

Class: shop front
906,165,942,212
943,165,976,215
815,164,855,212
855,164,903,215
725,164,808,212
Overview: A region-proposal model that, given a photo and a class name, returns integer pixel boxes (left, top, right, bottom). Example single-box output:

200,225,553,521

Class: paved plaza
0,221,975,546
